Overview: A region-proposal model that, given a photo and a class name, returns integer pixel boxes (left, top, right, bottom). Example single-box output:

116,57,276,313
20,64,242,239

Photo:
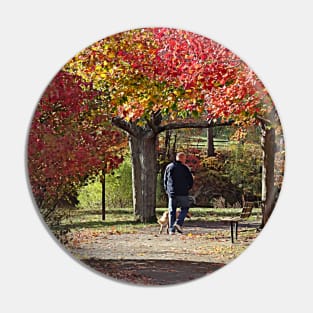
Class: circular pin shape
27,27,285,286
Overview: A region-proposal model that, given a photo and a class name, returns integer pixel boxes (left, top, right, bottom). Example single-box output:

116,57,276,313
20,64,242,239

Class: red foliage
185,154,201,172
118,28,269,122
28,71,126,207
66,28,272,125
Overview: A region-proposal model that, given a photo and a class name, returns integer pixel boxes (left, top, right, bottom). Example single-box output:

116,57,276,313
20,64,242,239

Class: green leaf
171,102,178,111
192,110,199,118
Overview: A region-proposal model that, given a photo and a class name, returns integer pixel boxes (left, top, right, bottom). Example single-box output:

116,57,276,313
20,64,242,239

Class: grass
54,206,262,235
188,136,231,148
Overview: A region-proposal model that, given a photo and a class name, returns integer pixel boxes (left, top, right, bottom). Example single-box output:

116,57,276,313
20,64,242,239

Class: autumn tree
28,71,126,221
62,28,280,223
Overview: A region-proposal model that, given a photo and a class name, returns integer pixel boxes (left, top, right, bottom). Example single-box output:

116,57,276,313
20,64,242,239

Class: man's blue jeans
168,195,190,233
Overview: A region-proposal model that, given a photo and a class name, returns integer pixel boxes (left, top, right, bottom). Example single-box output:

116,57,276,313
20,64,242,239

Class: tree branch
256,114,272,126
145,117,158,134
112,115,234,138
111,117,138,137
157,119,233,134
145,110,162,134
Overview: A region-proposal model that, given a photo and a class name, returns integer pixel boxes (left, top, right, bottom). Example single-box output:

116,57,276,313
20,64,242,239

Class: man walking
163,152,194,234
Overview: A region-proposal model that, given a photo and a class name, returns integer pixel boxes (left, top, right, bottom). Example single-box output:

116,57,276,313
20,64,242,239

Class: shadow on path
82,258,225,286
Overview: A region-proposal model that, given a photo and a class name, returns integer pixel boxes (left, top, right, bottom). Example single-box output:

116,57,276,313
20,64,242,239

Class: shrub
77,177,102,209
223,143,262,198
77,156,133,209
185,154,201,172
105,156,133,208
156,173,167,207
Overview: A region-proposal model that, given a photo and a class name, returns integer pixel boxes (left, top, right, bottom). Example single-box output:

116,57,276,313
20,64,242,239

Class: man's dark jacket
163,161,193,196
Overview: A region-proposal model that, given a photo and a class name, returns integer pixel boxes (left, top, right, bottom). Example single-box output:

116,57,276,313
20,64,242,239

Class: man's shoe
174,223,183,234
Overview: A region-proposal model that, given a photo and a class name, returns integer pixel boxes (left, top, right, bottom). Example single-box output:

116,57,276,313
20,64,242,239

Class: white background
1,0,312,312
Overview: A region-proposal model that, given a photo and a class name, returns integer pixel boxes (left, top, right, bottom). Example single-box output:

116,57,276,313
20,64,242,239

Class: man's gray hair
176,152,186,160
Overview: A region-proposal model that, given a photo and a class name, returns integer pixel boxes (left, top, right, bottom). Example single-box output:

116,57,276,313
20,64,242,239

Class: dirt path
67,220,260,286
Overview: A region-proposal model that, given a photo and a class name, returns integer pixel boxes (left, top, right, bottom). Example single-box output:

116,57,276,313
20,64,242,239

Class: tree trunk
261,125,276,227
171,132,177,160
165,130,171,160
207,127,215,156
129,133,158,222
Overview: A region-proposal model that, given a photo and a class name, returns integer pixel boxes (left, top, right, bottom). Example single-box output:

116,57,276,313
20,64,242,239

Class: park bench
221,201,254,243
